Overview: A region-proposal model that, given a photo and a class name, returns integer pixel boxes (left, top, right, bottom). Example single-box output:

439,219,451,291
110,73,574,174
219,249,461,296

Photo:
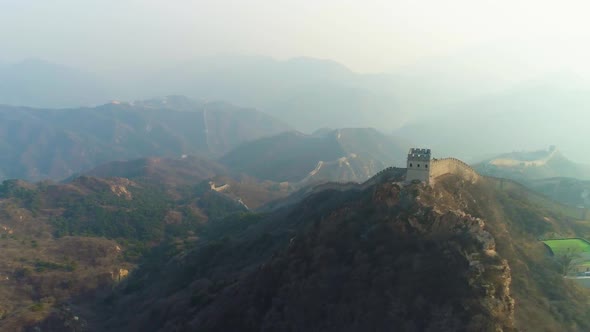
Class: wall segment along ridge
362,158,480,187
430,158,479,183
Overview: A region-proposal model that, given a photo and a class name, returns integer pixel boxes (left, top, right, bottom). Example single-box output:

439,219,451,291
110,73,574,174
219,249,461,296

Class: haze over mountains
2,55,590,163
396,74,590,162
0,59,114,108
3,55,590,209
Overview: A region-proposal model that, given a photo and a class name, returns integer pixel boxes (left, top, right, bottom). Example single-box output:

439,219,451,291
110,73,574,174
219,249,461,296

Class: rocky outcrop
111,268,130,283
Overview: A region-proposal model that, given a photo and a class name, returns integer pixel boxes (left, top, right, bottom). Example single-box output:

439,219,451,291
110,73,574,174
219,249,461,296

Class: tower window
425,164,428,168
417,164,420,167
410,163,413,167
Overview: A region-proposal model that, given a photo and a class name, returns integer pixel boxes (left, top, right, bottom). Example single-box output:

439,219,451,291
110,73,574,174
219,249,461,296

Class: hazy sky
2,0,590,74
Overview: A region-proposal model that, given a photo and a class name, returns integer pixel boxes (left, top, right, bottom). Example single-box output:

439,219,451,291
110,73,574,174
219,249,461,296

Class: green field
543,238,590,255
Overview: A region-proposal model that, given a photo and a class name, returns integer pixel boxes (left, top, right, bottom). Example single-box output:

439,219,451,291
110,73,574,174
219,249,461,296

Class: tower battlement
406,148,431,183
408,148,431,161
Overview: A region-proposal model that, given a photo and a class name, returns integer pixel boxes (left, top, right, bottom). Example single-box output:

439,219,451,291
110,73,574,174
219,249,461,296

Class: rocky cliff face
429,174,590,331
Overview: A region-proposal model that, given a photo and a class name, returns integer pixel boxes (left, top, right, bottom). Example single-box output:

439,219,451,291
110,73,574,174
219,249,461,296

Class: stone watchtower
406,148,431,183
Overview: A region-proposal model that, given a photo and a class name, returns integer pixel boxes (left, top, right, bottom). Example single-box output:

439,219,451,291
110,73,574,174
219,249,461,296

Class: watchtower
406,148,431,183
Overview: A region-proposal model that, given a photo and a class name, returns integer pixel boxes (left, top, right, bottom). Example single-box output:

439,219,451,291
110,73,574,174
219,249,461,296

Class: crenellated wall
430,158,480,183
361,158,480,187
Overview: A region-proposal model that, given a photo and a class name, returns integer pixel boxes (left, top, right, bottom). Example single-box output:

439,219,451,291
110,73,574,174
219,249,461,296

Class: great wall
361,157,480,187
289,148,483,194
275,148,523,210
265,150,590,222
266,147,590,237
429,158,479,184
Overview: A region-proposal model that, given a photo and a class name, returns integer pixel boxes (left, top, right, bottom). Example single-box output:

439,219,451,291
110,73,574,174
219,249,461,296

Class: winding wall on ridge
361,158,481,187
430,158,480,183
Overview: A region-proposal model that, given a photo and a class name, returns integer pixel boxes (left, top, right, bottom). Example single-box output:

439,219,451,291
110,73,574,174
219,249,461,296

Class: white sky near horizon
1,0,590,75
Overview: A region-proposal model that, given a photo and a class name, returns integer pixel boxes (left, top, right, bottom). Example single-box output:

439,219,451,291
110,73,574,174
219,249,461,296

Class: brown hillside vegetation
0,170,267,331
431,175,590,331
0,189,127,331
78,156,294,209
79,156,228,188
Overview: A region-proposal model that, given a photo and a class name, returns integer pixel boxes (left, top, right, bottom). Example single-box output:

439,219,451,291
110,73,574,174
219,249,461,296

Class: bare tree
557,248,581,276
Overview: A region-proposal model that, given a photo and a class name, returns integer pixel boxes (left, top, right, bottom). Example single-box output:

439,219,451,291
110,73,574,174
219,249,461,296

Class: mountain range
0,96,289,181
0,55,553,132
0,57,400,130
5,56,590,164
0,93,410,187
